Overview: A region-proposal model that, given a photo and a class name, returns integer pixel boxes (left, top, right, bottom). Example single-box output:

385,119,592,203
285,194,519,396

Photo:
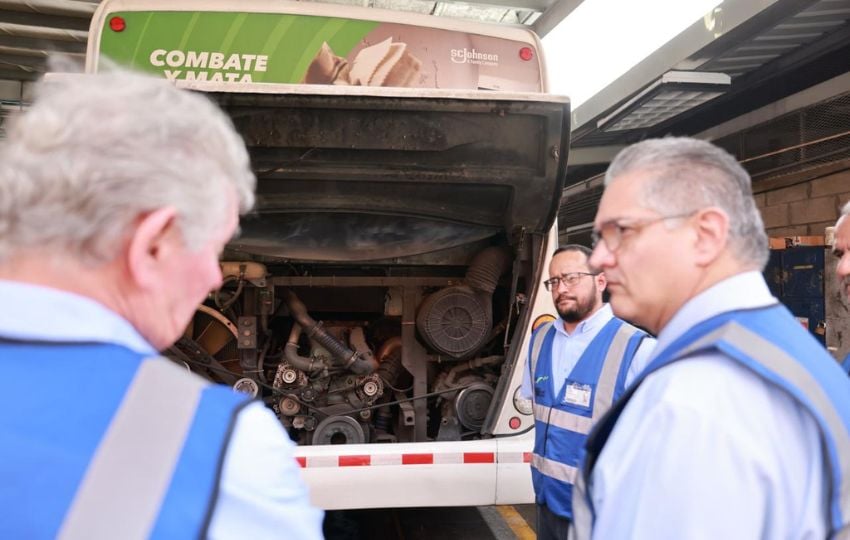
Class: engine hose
465,246,512,294
257,339,270,384
214,275,245,311
376,336,404,386
282,289,377,375
284,323,327,373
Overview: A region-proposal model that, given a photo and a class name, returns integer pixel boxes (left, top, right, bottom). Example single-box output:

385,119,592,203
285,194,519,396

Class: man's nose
838,254,850,280
589,241,612,269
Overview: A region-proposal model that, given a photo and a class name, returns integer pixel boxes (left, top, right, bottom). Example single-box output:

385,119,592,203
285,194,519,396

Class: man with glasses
520,244,655,540
571,137,850,539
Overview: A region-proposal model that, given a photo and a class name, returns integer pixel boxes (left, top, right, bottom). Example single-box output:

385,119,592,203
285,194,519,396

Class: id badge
563,382,592,407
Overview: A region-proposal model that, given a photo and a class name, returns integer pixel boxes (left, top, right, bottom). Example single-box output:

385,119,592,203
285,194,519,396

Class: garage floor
324,504,537,539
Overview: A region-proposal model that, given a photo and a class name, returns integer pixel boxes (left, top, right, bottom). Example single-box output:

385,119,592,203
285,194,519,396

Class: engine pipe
284,323,328,373
283,289,378,375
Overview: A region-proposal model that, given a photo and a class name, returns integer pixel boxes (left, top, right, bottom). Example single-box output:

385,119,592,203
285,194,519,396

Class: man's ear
126,207,179,289
693,207,729,266
594,271,607,293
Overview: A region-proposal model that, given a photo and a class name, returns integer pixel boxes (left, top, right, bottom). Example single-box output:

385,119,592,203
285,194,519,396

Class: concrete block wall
755,169,850,237
755,165,850,360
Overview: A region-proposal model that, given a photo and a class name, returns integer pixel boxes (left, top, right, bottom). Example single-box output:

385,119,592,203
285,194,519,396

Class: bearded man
520,244,655,540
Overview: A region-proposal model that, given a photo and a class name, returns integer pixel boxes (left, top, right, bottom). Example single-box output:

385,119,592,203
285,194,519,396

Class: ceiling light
597,70,731,132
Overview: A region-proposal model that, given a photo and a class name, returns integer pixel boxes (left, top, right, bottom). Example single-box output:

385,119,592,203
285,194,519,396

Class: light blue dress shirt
521,303,656,400
589,271,828,539
0,280,324,540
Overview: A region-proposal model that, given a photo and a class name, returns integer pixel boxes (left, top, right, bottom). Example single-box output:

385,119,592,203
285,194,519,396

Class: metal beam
0,51,46,69
0,77,21,99
697,70,850,142
0,21,87,42
568,144,625,166
0,43,50,56
0,67,37,80
0,9,92,30
439,0,550,9
533,0,583,37
270,276,463,287
0,34,86,52
0,0,96,17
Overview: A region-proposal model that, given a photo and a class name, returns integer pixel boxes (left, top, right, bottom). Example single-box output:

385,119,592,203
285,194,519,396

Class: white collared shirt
0,280,323,540
521,303,656,400
588,271,827,539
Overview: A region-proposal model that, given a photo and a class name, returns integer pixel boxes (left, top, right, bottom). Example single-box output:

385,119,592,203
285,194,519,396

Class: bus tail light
109,16,126,32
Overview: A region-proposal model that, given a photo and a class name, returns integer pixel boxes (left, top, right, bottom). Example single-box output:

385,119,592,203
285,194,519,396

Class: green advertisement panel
98,11,542,92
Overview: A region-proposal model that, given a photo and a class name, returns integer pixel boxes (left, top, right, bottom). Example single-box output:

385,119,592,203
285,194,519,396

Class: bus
86,0,569,510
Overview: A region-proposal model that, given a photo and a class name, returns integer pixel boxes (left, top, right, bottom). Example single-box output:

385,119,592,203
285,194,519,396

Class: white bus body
88,0,569,509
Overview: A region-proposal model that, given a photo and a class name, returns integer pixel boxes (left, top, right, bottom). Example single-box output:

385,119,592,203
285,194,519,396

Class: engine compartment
167,241,533,446
164,89,569,446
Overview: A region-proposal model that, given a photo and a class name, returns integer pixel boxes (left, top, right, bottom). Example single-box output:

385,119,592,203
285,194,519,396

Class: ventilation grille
715,91,850,183
0,100,26,140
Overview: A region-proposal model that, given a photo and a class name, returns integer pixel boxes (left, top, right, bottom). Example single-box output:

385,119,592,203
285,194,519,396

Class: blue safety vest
0,339,249,540
572,304,850,539
529,317,647,520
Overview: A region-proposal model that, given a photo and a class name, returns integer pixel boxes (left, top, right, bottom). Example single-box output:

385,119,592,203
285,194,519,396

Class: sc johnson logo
450,48,499,66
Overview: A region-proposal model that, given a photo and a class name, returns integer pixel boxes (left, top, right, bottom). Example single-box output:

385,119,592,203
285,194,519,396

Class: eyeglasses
543,272,598,291
591,211,697,252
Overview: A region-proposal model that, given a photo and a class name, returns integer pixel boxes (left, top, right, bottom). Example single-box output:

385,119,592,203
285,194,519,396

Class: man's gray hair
841,200,850,218
0,67,255,264
605,137,769,269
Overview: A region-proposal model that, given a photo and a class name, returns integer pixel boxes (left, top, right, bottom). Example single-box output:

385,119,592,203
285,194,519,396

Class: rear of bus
87,0,569,509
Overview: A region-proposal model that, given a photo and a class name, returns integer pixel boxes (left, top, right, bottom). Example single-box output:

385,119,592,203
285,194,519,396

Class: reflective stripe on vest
533,403,594,434
532,454,579,485
571,462,593,539
572,312,850,539
529,321,554,381
591,321,637,422
679,321,850,524
531,315,640,436
531,318,644,521
531,320,642,433
58,357,207,540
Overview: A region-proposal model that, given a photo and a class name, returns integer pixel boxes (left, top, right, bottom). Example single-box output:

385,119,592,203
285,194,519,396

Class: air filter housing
416,285,491,359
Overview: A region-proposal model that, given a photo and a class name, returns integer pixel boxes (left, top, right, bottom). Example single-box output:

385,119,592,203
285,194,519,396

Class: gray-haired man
831,201,850,374
0,70,322,539
572,137,850,539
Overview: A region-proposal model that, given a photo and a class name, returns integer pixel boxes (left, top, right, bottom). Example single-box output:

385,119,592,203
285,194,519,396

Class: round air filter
455,383,495,430
416,286,491,359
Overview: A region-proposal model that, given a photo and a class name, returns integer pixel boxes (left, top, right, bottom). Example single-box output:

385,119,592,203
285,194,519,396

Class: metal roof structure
4,0,850,205
571,0,850,150
561,0,850,243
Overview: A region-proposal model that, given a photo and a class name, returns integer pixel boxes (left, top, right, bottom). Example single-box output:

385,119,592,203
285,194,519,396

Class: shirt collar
653,270,777,359
555,302,614,337
0,280,156,355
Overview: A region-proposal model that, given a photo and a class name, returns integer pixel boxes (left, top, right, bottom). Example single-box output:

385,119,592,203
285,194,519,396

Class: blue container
781,246,824,298
764,249,783,298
